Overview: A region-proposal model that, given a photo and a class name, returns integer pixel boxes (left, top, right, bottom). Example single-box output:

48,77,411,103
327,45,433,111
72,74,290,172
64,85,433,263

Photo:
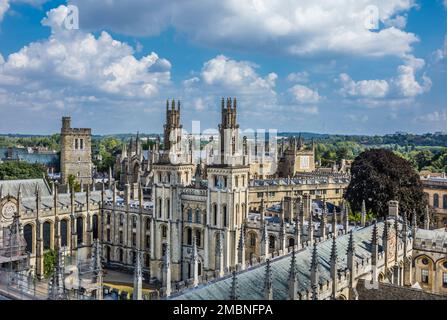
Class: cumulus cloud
433,35,447,63
1,5,171,97
183,55,278,109
0,0,9,22
70,0,419,58
289,84,321,103
287,71,309,83
338,55,431,103
416,110,447,123
0,5,175,132
392,56,431,97
339,73,389,98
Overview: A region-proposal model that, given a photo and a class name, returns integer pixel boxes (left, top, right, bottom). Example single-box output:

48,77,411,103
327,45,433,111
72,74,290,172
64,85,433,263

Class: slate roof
171,223,384,300
0,179,51,198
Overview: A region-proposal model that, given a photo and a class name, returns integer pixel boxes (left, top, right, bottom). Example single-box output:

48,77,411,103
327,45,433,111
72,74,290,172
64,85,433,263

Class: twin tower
164,97,242,166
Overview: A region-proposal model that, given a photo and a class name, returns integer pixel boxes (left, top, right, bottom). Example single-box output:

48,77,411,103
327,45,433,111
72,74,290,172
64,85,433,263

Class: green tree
0,162,47,180
43,249,58,279
345,149,427,221
67,174,81,192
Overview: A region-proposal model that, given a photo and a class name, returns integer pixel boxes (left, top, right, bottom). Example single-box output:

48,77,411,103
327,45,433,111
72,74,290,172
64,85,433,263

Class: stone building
60,117,93,185
421,176,447,228
3,97,445,300
412,228,447,295
277,136,316,177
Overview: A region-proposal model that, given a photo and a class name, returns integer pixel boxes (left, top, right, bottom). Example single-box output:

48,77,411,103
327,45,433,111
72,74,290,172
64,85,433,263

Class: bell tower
218,98,242,166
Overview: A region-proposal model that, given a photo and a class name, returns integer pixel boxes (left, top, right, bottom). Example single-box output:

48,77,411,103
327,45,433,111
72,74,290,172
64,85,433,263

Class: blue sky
0,0,446,135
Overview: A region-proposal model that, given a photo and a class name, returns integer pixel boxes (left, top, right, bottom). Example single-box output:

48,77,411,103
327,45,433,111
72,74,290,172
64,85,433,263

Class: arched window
443,195,447,209
132,232,137,246
92,215,99,240
76,217,84,246
249,233,256,247
119,214,124,226
187,208,193,222
223,205,227,227
269,235,275,249
24,224,33,253
146,219,151,230
145,254,150,267
166,199,171,219
186,228,192,245
119,249,124,262
288,238,295,247
195,209,201,224
195,230,201,247
132,215,137,228
119,231,123,244
235,176,239,187
106,246,111,262
158,198,162,218
43,221,51,250
106,213,111,224
161,225,167,238
213,204,218,226
60,220,68,247
434,193,439,208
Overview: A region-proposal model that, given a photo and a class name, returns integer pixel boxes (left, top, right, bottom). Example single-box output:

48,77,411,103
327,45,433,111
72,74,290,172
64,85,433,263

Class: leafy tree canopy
0,161,47,180
345,149,427,220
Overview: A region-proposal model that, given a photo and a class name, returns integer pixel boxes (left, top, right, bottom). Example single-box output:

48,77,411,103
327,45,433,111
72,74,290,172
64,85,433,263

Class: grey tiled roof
171,223,384,300
0,179,51,198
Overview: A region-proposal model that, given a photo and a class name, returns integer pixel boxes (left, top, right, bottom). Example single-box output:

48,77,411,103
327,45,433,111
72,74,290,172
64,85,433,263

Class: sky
0,0,446,135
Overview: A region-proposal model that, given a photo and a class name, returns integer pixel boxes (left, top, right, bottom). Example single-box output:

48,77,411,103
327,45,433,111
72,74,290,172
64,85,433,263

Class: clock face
2,202,17,220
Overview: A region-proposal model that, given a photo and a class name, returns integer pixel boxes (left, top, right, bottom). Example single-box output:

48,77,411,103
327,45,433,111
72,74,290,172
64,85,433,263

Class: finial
330,235,337,263
229,271,239,300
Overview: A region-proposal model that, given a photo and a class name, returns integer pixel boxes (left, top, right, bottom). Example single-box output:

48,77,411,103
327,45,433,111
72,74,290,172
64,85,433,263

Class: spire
320,199,327,241
331,205,337,238
310,242,319,300
189,236,199,287
261,222,269,258
343,201,349,234
163,243,171,297
412,211,418,238
288,249,299,300
264,259,273,300
308,205,314,246
346,230,356,288
424,205,430,229
133,251,143,300
371,221,379,265
361,200,366,227
217,233,225,277
229,271,239,300
294,216,301,250
238,225,246,270
330,235,338,299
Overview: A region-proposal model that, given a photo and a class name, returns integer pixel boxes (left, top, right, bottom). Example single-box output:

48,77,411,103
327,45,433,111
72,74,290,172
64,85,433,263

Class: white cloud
0,0,50,23
70,0,419,58
433,35,447,63
289,84,321,103
0,0,9,22
392,56,431,97
287,71,309,83
0,4,173,131
416,110,447,123
339,55,431,103
339,73,389,98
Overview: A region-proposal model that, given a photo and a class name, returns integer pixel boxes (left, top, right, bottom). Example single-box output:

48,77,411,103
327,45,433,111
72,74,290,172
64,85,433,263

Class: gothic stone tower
60,117,93,185
162,99,184,164
151,100,195,283
206,97,250,274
